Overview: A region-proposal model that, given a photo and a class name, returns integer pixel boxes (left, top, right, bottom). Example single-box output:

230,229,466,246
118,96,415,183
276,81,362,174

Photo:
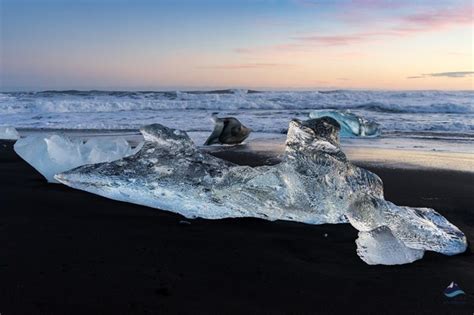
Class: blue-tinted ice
55,118,467,265
309,110,380,137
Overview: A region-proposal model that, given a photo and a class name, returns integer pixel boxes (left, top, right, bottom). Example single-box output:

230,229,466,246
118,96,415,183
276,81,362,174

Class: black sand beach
0,140,473,314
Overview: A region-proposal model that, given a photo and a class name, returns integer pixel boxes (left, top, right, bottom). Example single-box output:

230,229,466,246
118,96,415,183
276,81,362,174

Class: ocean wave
0,90,473,136
1,90,472,114
352,102,472,114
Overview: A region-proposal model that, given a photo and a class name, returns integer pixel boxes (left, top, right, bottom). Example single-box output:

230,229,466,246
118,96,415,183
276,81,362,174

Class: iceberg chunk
0,126,20,140
14,135,140,183
356,226,425,265
204,113,252,145
55,118,466,264
56,118,383,224
309,110,380,137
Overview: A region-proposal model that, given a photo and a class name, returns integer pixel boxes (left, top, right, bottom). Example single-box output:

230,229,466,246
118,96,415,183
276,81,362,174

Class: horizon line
2,87,473,93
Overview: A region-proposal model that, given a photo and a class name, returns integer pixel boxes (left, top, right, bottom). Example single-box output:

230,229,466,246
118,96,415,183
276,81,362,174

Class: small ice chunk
309,110,380,137
14,135,138,183
356,226,425,265
347,195,467,256
204,114,251,145
0,126,20,140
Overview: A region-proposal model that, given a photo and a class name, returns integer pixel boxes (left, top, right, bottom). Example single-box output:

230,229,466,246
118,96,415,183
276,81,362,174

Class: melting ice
55,118,467,265
14,135,142,183
356,227,425,265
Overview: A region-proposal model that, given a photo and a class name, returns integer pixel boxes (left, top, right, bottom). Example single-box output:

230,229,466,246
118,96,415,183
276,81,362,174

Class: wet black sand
0,140,473,314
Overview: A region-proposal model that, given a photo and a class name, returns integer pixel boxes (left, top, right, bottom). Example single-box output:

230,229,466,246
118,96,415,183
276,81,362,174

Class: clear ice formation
346,196,466,256
356,227,425,265
14,135,142,183
55,118,467,265
56,118,382,223
0,126,20,140
309,110,380,137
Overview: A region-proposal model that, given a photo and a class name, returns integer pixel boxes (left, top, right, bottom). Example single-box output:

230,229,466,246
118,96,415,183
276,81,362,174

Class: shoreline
7,127,474,173
203,140,474,173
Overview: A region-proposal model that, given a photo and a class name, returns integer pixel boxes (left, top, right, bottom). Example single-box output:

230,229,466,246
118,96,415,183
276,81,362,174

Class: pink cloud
198,63,293,70
294,3,473,46
400,4,473,30
232,2,472,58
233,48,255,54
294,34,369,45
234,43,310,55
292,0,320,8
294,0,407,10
349,0,409,10
293,30,399,46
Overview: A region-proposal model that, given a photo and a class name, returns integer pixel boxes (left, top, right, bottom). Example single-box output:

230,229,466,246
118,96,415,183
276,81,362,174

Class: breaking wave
0,90,473,137
1,90,472,114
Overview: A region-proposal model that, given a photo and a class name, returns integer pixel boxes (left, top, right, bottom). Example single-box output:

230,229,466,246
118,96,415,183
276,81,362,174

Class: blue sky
1,0,472,90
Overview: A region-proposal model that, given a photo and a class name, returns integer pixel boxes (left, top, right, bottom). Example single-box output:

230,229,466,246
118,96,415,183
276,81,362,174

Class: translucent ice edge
0,126,20,140
14,134,143,183
54,119,467,265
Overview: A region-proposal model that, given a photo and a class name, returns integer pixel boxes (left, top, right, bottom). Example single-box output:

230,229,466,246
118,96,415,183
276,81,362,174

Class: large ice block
56,118,382,223
55,118,467,264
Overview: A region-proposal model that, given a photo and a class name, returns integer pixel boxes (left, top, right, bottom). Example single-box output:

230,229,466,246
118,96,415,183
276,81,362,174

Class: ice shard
55,118,467,264
0,126,20,140
14,135,141,183
309,110,380,137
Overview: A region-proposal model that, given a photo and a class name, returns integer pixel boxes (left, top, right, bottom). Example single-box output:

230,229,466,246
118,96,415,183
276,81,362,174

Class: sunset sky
1,0,473,91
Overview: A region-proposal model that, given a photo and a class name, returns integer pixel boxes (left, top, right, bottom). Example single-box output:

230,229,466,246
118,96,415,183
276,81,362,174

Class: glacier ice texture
0,126,20,140
56,118,382,223
55,118,467,265
346,196,467,256
309,110,380,137
14,135,141,183
356,226,425,265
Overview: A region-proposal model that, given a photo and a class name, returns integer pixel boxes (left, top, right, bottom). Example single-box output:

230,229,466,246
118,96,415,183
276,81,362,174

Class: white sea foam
0,90,472,139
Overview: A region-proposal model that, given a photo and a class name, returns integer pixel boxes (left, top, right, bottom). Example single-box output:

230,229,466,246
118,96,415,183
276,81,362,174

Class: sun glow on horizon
1,0,473,91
